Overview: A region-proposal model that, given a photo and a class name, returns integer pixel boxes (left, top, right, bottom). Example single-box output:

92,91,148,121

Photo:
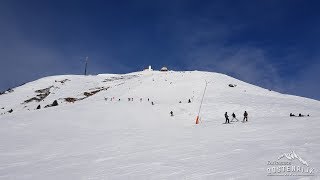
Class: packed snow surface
0,71,319,179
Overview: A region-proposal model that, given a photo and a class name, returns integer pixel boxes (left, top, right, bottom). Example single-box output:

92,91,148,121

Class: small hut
160,67,168,71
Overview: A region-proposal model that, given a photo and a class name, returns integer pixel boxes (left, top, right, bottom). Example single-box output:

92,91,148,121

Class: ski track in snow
0,71,320,179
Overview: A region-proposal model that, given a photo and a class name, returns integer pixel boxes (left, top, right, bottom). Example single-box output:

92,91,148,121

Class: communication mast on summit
84,56,88,76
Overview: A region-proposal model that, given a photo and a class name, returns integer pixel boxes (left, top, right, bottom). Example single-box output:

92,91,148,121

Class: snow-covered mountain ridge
1,70,318,118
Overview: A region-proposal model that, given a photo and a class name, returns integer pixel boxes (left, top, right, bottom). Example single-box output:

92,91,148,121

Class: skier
188,99,191,103
224,112,230,124
170,111,174,116
151,101,154,105
231,112,238,122
140,98,142,102
243,111,248,122
148,98,150,101
128,98,130,101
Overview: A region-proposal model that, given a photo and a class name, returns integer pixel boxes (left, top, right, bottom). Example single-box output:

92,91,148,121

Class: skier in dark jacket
231,112,238,122
170,111,174,116
243,111,248,122
225,112,230,124
188,99,191,103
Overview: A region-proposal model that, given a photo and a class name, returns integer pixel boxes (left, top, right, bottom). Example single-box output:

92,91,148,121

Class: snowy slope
0,70,319,179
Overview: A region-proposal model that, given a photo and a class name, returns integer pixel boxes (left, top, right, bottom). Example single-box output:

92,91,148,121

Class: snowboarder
188,99,191,103
231,112,238,122
224,112,230,124
170,111,174,116
243,111,248,122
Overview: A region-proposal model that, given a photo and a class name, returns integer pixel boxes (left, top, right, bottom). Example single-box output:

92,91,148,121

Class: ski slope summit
0,70,319,179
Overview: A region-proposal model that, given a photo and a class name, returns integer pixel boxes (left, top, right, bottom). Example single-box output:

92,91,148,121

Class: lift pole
196,80,208,124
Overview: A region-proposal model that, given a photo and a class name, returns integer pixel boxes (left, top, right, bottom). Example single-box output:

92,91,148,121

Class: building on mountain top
144,65,153,71
160,67,168,71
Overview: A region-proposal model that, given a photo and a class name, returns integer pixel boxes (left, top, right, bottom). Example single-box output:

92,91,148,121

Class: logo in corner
278,151,308,167
267,150,316,177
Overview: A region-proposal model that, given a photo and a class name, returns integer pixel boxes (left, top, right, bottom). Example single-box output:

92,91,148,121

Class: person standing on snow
170,111,174,116
225,112,230,124
243,111,248,122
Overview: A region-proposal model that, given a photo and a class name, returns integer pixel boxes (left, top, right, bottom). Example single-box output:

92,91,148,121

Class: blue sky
0,0,319,100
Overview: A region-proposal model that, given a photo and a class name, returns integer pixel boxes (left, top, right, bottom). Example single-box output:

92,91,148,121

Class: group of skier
224,111,248,124
179,99,192,104
170,99,193,116
106,96,250,124
290,113,309,117
105,97,155,106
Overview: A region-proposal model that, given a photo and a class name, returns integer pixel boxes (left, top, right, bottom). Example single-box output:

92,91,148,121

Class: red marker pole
196,80,208,124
